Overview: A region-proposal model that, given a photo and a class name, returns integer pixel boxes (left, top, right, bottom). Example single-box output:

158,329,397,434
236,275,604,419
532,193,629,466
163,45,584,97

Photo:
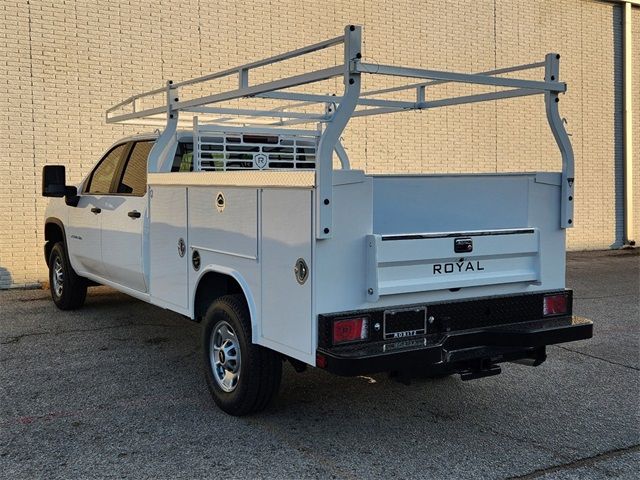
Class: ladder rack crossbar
355,63,565,92
360,61,546,97
173,34,344,90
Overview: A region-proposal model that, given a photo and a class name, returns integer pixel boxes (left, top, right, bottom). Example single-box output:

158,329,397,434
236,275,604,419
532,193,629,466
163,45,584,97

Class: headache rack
106,24,575,239
193,124,319,172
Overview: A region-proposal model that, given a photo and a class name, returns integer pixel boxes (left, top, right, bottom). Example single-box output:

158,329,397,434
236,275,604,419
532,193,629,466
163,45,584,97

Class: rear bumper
317,315,593,376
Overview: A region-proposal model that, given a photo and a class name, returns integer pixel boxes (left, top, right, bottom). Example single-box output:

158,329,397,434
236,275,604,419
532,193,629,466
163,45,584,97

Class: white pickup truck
42,26,592,416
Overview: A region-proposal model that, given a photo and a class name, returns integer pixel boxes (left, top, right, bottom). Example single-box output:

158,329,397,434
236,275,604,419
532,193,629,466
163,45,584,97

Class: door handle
91,207,101,214
128,210,141,219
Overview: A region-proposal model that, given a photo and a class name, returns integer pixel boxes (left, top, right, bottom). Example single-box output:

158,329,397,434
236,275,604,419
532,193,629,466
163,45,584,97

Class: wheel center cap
218,350,225,363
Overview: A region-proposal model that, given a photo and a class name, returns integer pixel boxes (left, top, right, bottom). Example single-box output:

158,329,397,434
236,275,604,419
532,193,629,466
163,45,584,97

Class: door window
118,141,153,195
85,143,128,194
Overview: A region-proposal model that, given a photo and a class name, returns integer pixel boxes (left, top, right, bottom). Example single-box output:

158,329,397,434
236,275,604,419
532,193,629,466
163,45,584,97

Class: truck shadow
78,288,589,431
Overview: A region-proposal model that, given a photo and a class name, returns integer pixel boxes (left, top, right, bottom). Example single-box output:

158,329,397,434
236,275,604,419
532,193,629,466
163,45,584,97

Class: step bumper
317,315,593,376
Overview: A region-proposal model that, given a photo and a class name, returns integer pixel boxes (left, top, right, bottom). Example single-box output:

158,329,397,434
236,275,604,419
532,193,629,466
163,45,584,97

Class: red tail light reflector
543,294,568,316
316,352,327,369
333,317,369,345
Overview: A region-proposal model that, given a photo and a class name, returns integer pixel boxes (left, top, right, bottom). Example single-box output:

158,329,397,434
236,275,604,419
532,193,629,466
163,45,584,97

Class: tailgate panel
366,229,540,301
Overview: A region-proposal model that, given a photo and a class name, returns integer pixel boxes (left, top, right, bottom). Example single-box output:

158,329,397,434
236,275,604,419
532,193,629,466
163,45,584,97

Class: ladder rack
106,24,575,237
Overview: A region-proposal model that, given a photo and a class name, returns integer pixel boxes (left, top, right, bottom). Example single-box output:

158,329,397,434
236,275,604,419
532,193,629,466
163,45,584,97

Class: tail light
333,317,369,345
543,293,568,316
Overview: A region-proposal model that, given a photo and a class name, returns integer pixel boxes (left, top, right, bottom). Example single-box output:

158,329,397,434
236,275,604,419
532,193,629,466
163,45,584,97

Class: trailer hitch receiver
460,360,501,381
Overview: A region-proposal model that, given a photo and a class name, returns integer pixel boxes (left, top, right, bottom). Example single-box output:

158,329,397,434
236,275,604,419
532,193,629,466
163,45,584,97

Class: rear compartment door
260,189,313,361
366,229,540,301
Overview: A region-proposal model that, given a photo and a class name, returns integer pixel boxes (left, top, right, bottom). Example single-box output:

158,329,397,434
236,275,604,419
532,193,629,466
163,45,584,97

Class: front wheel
202,295,282,416
48,242,87,310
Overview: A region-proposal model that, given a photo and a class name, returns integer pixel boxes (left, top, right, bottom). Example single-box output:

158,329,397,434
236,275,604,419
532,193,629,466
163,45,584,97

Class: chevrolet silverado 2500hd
42,25,593,416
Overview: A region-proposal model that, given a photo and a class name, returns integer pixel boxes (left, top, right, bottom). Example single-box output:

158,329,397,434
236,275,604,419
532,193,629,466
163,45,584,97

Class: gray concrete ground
0,250,638,479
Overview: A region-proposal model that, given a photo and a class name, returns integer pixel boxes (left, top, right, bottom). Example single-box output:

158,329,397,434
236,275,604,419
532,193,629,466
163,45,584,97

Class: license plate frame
383,306,427,340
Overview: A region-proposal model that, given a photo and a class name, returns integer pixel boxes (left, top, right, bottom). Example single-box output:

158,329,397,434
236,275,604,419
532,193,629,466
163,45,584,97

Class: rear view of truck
314,170,592,379
97,24,593,414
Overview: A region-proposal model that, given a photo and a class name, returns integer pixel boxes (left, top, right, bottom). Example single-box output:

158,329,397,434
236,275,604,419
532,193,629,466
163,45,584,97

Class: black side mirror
64,186,79,206
42,165,80,206
42,165,67,197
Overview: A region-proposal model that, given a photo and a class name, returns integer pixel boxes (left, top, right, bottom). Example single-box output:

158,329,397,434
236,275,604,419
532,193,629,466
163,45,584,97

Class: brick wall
0,0,637,288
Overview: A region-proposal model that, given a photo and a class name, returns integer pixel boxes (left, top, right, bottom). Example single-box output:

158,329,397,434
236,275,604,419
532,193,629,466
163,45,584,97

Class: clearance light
333,317,369,345
316,353,327,369
543,294,568,316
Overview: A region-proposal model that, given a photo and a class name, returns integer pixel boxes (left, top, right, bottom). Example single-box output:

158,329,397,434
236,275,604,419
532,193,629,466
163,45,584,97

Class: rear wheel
48,242,87,310
202,294,282,416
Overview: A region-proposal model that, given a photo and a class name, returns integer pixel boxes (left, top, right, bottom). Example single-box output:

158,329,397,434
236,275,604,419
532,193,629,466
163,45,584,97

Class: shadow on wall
612,5,624,249
0,266,12,290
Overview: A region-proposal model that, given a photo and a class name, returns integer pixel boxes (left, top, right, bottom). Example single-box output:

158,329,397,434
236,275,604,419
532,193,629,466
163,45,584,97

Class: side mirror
42,165,67,197
64,186,79,207
42,165,80,206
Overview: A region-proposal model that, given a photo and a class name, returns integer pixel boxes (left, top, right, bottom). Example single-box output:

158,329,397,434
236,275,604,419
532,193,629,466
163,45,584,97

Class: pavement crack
574,293,638,300
483,426,579,462
507,444,640,479
0,323,184,344
553,345,640,371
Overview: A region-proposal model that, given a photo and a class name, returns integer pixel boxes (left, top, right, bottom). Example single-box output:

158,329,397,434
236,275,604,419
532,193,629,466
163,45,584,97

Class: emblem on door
177,238,186,258
215,192,225,213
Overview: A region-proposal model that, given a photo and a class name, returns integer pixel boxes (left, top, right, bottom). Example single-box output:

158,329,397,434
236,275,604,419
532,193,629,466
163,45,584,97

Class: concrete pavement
0,250,638,479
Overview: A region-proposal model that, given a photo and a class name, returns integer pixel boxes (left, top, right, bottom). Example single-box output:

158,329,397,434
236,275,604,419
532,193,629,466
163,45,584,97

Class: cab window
171,142,194,172
85,143,128,194
118,141,153,195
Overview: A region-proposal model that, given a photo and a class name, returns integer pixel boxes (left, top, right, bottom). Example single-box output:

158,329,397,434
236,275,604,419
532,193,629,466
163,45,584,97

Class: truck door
100,140,152,292
67,143,129,277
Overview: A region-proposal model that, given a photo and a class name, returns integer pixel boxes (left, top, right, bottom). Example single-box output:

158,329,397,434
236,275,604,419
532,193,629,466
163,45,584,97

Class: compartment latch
454,237,473,253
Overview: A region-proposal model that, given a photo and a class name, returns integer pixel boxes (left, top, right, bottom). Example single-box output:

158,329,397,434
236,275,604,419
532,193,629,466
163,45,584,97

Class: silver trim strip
380,228,536,241
148,171,315,188
191,245,257,261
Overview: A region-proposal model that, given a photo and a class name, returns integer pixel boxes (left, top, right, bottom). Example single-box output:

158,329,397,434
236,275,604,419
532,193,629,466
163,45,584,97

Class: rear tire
48,242,87,310
202,294,282,416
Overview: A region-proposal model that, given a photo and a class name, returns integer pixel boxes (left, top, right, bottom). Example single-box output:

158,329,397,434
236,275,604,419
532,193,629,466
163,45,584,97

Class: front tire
48,242,87,310
202,295,282,416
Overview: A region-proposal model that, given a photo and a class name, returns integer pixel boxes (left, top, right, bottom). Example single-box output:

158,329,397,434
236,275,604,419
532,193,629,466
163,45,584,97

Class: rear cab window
118,141,154,195
172,142,194,172
85,143,128,194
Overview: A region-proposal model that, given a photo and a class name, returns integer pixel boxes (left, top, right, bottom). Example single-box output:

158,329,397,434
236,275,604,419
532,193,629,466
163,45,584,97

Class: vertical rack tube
147,80,179,173
315,25,362,239
544,53,575,229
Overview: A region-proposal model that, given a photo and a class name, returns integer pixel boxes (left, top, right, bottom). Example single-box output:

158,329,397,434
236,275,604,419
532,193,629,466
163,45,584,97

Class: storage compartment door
261,189,313,360
149,186,189,312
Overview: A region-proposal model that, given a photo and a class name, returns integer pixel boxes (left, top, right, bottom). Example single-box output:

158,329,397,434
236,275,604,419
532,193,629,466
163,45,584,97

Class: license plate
383,307,427,339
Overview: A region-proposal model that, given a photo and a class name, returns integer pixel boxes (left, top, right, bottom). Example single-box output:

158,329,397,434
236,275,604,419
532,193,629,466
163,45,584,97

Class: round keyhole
294,258,309,285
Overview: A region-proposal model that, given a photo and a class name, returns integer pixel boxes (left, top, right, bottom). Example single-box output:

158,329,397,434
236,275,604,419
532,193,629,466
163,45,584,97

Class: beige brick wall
0,0,637,288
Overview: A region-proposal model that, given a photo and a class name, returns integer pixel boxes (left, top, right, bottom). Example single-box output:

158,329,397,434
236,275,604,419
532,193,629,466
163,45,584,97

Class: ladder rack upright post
316,25,362,239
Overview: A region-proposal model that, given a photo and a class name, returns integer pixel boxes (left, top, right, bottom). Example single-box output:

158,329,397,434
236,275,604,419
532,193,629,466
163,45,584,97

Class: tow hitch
460,359,502,381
